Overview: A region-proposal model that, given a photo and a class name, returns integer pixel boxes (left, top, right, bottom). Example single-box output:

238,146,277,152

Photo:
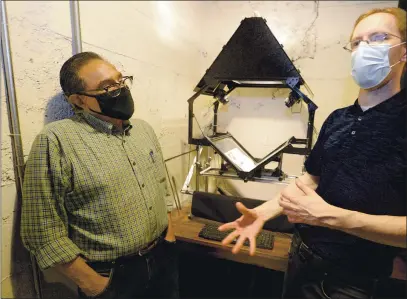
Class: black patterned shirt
299,89,406,278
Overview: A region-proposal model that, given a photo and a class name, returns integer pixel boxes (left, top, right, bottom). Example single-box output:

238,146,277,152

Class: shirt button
357,117,362,121
133,161,136,166
351,131,356,135
142,183,145,188
149,206,152,210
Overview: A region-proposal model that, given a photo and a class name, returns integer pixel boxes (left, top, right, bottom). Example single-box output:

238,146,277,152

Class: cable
193,114,213,138
194,114,205,136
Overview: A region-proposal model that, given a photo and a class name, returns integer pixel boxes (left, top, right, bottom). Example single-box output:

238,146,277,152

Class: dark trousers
78,239,179,299
282,232,380,299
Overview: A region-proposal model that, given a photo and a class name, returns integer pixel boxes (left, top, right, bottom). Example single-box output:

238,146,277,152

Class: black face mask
89,87,135,120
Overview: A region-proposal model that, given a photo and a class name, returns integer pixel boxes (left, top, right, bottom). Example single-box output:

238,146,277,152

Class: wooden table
171,204,406,280
171,204,292,272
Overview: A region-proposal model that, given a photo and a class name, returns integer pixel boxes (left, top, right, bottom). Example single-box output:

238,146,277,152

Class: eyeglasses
74,76,133,98
343,32,402,52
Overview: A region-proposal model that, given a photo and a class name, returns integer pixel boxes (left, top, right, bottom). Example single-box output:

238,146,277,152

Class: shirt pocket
141,147,167,193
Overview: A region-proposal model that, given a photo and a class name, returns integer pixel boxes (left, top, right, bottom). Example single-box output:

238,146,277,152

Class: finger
221,230,240,246
279,195,297,206
218,222,237,231
236,202,255,217
232,235,246,254
278,198,299,211
219,215,243,231
281,193,302,205
287,216,300,223
249,236,256,256
280,193,297,203
279,195,290,204
281,189,295,199
282,209,297,217
295,179,314,196
281,189,289,198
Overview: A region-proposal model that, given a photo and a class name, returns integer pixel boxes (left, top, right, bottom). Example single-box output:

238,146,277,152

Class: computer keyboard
198,223,274,250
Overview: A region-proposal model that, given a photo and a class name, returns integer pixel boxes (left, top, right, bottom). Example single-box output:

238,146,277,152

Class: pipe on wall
0,1,42,298
1,0,25,194
70,0,83,54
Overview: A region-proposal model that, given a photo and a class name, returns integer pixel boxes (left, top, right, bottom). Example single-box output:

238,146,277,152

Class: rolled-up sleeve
20,133,82,270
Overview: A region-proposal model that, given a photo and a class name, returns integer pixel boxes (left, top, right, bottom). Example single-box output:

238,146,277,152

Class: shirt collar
351,89,405,114
79,111,132,135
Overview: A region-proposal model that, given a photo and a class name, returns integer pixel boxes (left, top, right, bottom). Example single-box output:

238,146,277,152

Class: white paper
224,148,256,172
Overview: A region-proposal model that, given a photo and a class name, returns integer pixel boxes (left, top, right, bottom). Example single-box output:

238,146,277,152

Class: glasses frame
343,32,402,52
73,75,133,98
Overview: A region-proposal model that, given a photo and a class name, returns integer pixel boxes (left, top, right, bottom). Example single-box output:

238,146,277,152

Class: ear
402,45,407,62
67,94,86,109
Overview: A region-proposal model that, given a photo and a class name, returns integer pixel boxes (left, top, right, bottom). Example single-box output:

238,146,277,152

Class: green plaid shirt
20,112,173,270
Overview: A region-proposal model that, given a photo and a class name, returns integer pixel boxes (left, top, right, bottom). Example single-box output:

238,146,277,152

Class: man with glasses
20,52,178,299
220,7,406,299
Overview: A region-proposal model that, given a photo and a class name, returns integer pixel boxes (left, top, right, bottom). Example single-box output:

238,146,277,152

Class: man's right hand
218,202,266,256
80,274,110,297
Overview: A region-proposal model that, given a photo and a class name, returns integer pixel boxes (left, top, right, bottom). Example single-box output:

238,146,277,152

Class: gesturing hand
218,202,266,256
278,179,337,227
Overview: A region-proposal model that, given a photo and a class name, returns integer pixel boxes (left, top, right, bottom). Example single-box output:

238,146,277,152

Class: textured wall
1,2,73,297
197,0,397,199
1,1,398,297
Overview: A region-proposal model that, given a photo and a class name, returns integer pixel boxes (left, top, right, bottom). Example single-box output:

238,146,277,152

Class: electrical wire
193,113,213,138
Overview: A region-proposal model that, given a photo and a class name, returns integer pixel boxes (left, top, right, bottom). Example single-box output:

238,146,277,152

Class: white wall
1,1,398,297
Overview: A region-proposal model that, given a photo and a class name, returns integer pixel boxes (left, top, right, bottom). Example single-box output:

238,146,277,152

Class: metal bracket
286,77,300,88
181,146,203,194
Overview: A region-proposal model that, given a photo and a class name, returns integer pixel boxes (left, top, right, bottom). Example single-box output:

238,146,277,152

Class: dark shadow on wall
9,191,37,298
44,92,75,125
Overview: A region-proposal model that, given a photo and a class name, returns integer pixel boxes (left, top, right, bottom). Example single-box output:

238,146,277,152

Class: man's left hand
278,179,338,227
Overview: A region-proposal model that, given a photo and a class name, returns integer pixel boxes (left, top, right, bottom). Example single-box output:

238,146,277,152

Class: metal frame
199,167,297,185
204,133,294,181
185,75,318,185
285,77,318,151
187,77,318,155
181,146,203,195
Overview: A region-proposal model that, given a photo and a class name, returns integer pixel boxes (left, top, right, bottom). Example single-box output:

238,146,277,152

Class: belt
136,227,167,257
290,231,324,263
297,240,323,262
86,227,168,269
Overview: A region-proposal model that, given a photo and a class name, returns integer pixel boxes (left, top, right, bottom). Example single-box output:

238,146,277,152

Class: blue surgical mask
351,42,405,89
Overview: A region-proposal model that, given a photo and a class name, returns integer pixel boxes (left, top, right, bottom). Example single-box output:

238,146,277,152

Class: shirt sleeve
304,113,334,177
20,133,82,270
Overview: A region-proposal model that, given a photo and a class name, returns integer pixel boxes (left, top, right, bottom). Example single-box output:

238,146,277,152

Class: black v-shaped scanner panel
195,17,304,92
